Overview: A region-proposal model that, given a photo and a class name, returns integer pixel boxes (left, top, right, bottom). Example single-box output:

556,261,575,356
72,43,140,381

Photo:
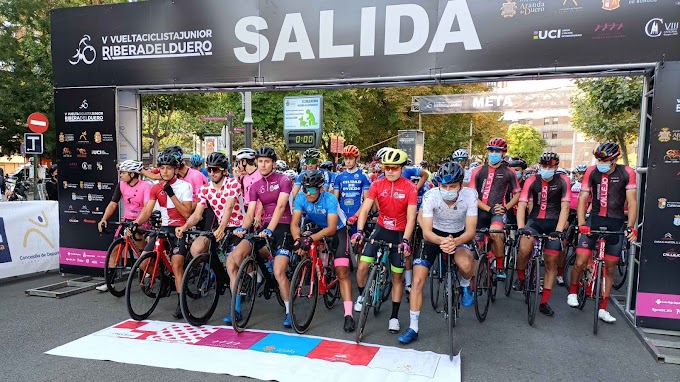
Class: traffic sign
24,133,44,155
27,112,49,134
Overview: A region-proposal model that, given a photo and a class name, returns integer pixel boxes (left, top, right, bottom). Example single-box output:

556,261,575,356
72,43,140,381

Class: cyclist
506,157,528,227
469,138,521,280
320,160,336,191
451,149,471,185
96,160,151,292
235,148,263,229
142,146,207,202
190,153,209,179
290,170,354,332
226,146,295,327
351,148,417,333
175,152,244,260
334,145,372,234
45,164,59,201
398,162,477,344
515,152,570,316
568,142,638,324
276,160,288,173
292,148,330,200
132,151,193,319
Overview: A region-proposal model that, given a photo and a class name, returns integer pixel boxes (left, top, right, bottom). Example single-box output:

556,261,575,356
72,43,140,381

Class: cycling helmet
436,162,465,184
320,160,334,171
574,164,588,173
420,160,428,168
255,146,277,161
342,145,360,158
47,164,58,176
469,161,480,169
336,163,344,171
508,157,528,170
302,148,322,160
301,169,325,188
235,148,256,161
406,158,413,166
556,167,568,176
284,169,298,181
206,152,229,168
190,153,203,167
593,142,620,161
539,152,560,167
381,148,409,166
118,160,143,173
487,138,508,152
275,160,288,171
164,145,184,159
157,151,180,167
375,147,392,161
451,149,469,160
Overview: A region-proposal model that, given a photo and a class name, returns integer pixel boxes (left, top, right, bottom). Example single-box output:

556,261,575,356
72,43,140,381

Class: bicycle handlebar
244,233,270,241
369,239,393,248
589,230,625,236
476,228,506,235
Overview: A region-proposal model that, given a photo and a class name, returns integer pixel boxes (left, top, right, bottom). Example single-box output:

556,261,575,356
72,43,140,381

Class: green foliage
571,77,643,165
506,123,547,164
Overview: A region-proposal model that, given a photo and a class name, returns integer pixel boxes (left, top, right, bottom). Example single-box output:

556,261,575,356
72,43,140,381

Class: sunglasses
487,147,503,153
306,159,319,165
207,167,224,173
383,165,401,172
452,158,466,163
303,187,319,195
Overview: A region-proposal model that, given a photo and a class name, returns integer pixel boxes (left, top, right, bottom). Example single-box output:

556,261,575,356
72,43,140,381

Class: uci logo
69,35,96,65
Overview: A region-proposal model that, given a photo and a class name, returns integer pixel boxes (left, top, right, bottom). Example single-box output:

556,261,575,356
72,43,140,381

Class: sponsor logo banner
419,91,572,114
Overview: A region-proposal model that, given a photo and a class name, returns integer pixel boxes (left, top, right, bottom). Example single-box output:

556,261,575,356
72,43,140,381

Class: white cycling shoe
95,284,108,292
598,309,617,323
388,318,400,333
354,296,364,312
567,294,579,307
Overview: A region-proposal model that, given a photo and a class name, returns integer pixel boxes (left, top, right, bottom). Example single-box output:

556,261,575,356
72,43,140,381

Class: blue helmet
190,153,204,167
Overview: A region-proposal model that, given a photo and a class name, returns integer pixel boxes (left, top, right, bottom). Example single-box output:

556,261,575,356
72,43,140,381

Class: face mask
540,170,555,180
488,153,502,165
440,189,459,201
597,164,611,173
515,171,522,180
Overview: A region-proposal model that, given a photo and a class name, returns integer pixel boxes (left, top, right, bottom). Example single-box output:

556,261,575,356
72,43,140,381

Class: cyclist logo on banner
69,35,96,65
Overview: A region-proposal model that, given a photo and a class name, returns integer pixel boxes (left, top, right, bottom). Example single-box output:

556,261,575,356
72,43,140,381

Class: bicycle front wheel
181,253,220,326
504,241,516,296
375,265,391,316
322,263,340,309
232,257,258,333
527,257,540,326
474,255,491,322
126,252,164,321
290,257,318,334
613,256,628,291
105,237,137,297
593,261,603,335
356,266,377,344
447,269,456,361
430,265,442,311
564,252,576,292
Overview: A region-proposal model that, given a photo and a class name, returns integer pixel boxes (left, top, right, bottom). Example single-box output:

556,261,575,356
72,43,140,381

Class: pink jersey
239,170,263,204
112,180,151,220
179,167,208,201
198,178,245,228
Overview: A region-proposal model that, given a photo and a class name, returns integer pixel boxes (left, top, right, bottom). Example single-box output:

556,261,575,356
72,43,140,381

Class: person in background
45,164,59,201
190,153,209,179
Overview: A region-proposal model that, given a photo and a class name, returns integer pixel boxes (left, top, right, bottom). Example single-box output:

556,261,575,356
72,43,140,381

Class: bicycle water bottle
266,254,275,275
320,249,329,267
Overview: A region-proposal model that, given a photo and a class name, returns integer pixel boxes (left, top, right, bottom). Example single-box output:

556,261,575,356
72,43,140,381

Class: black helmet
539,152,560,167
303,148,322,160
157,151,180,167
508,157,528,170
164,145,184,160
593,142,620,161
420,160,428,167
255,146,277,161
48,164,58,176
206,152,229,168
406,158,413,166
435,162,465,184
320,160,334,171
301,169,325,188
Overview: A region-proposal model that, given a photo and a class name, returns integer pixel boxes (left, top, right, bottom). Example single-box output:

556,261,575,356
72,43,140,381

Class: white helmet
235,148,256,160
276,160,288,171
118,160,143,173
375,147,392,160
283,169,297,181
451,149,469,160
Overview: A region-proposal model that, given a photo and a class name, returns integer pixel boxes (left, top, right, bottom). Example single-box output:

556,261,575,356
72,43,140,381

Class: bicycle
103,221,146,297
355,239,400,343
230,233,285,333
429,249,444,311
441,249,460,361
573,229,625,335
562,221,580,291
472,228,505,322
503,224,518,297
518,232,550,326
179,230,233,326
612,238,630,291
288,233,340,334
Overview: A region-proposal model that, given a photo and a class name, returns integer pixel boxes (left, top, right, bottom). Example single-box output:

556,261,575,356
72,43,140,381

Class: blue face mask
440,189,459,201
540,169,555,180
597,164,611,173
516,171,522,180
488,153,502,165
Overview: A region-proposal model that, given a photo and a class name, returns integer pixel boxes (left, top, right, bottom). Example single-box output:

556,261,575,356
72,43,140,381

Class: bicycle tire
490,258,498,303
504,241,516,296
613,257,628,291
125,252,164,321
375,265,390,316
232,257,258,333
528,257,540,326
564,252,576,292
356,266,378,343
447,269,455,361
322,263,340,309
593,261,603,335
430,265,442,311
180,253,220,326
474,255,491,322
290,257,318,334
105,237,135,297
577,269,588,310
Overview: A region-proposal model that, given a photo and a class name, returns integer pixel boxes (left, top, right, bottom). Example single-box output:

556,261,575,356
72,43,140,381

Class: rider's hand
398,239,412,257
175,225,186,238
214,227,225,241
163,183,175,198
234,227,246,238
517,228,531,236
493,204,507,215
254,216,262,230
259,228,273,238
548,231,564,240
578,225,591,235
347,215,358,225
625,226,638,242
299,236,314,251
350,230,364,245
98,220,107,233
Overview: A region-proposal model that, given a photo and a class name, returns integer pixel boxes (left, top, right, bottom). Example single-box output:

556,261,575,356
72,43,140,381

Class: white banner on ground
46,320,461,382
0,201,59,280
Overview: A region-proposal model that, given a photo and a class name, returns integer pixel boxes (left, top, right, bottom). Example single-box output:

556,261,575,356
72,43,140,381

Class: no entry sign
27,112,49,134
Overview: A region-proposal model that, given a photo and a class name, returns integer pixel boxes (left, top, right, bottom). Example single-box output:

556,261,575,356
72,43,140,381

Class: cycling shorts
475,210,507,243
253,224,293,257
576,216,626,260
143,227,187,257
524,219,562,255
308,226,349,262
360,226,405,274
415,228,471,270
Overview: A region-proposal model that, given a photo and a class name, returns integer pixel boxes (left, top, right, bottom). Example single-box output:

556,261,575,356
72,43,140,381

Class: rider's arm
133,199,156,225
265,191,290,232
504,168,522,210
356,197,375,231
171,184,194,219
416,169,428,190
182,202,206,230
403,199,418,243
313,213,338,242
516,177,533,229
242,200,257,230
101,201,118,223
216,195,237,233
141,168,161,181
557,201,570,232
291,184,301,202
517,202,528,229
625,189,638,230
420,213,443,245
290,209,303,240
505,192,520,210
457,214,478,245
577,167,594,226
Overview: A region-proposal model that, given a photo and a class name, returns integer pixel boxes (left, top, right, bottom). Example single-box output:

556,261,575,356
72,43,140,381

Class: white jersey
421,187,478,234
463,169,472,184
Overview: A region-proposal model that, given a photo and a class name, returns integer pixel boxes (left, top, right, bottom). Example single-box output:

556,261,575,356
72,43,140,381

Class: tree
506,123,547,165
571,77,642,165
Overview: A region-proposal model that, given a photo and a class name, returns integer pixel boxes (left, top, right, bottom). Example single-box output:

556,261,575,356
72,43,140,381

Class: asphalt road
2,271,679,382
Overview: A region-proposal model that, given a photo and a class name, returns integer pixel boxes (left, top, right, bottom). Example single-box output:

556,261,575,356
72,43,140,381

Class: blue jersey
332,169,372,217
329,172,338,189
295,169,330,189
417,182,431,211
294,191,346,229
402,166,422,181
200,168,209,179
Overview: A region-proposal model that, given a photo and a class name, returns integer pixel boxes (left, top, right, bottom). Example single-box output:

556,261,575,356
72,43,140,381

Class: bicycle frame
139,232,173,290
369,240,393,306
112,223,143,268
297,238,337,297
